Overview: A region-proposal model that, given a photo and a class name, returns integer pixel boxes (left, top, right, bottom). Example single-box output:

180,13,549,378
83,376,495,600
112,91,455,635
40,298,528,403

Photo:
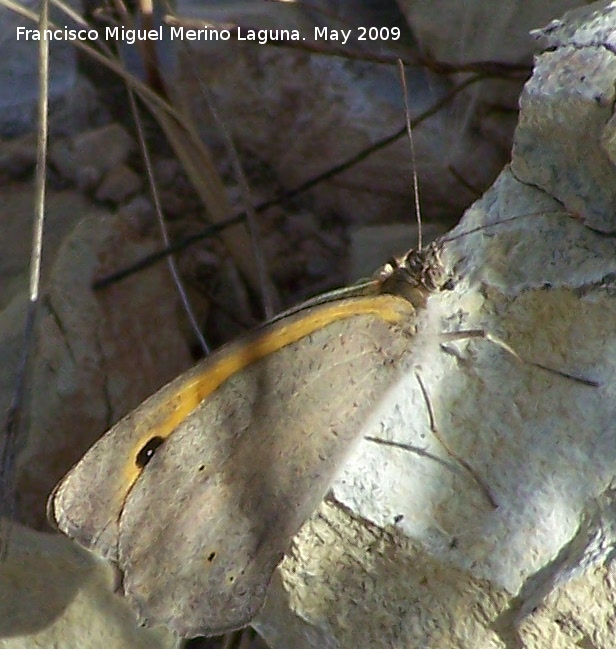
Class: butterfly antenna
397,59,422,250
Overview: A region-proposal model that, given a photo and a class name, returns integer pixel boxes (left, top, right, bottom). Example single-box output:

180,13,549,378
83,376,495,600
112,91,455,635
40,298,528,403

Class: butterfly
49,243,451,638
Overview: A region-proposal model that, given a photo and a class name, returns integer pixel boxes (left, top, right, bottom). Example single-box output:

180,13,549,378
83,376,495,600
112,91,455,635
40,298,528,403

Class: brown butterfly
48,244,448,638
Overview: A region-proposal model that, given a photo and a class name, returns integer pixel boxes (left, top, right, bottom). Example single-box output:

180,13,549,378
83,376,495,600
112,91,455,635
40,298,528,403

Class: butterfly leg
366,370,498,509
438,329,600,387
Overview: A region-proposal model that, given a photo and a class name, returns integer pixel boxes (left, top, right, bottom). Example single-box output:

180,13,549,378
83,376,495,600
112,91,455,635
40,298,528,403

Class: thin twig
0,0,50,557
110,0,210,355
127,87,211,355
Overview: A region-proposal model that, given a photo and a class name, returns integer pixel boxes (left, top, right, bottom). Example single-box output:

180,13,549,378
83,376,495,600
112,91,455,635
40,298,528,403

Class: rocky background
0,1,609,648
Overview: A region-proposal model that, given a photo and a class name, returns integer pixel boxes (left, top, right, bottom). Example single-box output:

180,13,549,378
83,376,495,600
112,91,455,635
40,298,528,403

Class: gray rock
512,4,616,233
95,163,143,203
50,124,136,189
0,133,36,179
0,522,178,649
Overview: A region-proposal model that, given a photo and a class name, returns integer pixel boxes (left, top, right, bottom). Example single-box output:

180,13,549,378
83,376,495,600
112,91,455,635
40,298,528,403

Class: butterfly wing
50,295,416,637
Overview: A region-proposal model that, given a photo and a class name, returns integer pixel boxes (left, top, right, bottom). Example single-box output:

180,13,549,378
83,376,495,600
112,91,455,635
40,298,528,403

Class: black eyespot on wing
135,436,165,468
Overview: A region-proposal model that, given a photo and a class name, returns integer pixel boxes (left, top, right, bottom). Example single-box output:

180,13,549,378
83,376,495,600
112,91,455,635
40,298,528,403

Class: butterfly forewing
50,294,418,636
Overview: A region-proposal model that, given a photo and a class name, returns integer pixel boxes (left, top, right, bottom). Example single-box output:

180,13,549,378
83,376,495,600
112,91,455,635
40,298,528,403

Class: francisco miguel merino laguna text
16,25,307,45
15,24,402,45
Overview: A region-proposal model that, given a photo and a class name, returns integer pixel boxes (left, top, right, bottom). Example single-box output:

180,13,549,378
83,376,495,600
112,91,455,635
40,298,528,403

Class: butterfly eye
135,436,165,468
